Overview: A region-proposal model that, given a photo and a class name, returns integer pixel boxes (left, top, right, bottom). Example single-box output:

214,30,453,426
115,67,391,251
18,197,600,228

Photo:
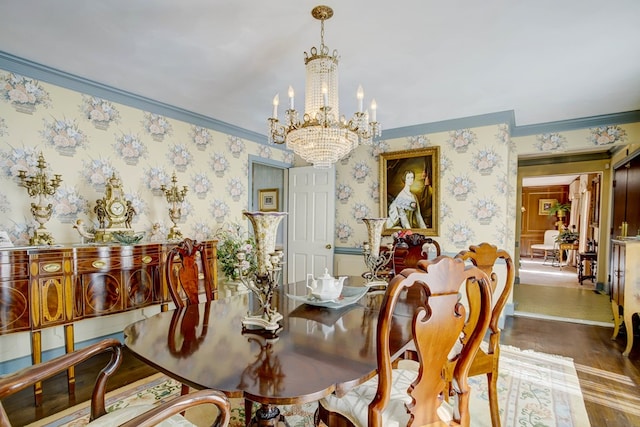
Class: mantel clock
94,173,135,242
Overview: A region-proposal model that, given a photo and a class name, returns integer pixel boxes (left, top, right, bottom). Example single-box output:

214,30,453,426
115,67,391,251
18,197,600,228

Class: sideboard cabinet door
0,249,30,334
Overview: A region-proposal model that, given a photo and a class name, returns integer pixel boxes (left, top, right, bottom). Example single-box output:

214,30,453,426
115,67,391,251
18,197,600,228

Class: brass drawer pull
43,263,61,273
92,260,107,269
142,255,152,264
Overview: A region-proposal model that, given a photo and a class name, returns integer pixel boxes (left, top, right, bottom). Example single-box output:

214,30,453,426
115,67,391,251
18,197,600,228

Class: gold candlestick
17,152,62,245
160,172,188,240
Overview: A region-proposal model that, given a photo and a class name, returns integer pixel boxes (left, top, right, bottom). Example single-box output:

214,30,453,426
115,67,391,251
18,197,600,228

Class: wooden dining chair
165,238,255,425
444,242,515,427
317,256,492,427
392,233,441,275
165,237,215,308
0,339,231,427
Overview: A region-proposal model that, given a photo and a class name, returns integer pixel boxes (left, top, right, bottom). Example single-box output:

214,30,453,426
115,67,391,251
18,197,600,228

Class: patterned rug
27,345,590,427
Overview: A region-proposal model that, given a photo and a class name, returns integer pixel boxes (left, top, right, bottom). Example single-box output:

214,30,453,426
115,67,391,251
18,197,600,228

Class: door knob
325,244,332,249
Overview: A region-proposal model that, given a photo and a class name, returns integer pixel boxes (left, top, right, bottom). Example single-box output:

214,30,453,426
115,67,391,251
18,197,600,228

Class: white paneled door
287,166,336,283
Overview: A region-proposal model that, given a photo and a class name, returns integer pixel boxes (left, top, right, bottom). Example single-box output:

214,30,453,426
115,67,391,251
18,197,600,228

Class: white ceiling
1,1,639,137
522,175,579,187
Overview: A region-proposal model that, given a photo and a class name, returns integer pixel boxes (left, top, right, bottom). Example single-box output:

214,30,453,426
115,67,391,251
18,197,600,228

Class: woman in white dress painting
386,170,427,229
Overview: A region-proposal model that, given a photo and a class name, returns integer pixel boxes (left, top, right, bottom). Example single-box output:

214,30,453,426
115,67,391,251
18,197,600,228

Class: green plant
548,202,571,216
556,228,579,243
214,223,257,280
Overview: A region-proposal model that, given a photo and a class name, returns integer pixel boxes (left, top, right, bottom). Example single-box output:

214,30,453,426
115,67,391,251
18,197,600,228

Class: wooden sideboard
610,239,640,357
0,240,217,403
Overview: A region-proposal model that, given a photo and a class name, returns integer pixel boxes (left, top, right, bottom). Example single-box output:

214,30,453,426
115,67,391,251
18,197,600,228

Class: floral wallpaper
334,124,518,255
1,66,638,264
333,121,640,259
0,70,292,245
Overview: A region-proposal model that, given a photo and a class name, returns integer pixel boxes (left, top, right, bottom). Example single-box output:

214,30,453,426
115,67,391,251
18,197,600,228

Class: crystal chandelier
268,5,381,169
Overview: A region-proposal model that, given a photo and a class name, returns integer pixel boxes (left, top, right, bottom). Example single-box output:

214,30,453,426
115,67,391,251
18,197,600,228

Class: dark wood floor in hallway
3,316,640,426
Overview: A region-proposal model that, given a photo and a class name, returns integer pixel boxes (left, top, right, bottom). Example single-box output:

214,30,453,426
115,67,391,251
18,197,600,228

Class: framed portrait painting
258,188,279,212
379,147,440,236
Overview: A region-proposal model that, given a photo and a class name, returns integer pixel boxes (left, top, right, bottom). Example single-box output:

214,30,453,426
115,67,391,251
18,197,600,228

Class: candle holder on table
237,211,287,332
16,152,62,245
362,217,394,286
160,172,188,240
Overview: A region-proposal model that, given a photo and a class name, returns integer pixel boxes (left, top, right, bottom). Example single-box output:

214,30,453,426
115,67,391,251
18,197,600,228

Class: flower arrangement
227,136,245,158
167,144,193,171
114,133,147,164
41,117,88,153
210,199,230,223
81,96,120,128
470,148,501,175
215,223,257,280
588,125,627,146
448,129,477,152
556,226,579,243
406,135,429,149
352,161,370,182
190,126,212,151
336,183,354,204
210,152,229,177
81,158,115,189
392,229,413,240
535,133,566,152
142,113,172,139
1,73,52,111
258,145,273,159
369,140,389,158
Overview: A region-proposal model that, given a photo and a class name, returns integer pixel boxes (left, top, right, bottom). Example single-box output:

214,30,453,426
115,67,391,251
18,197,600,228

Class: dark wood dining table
123,277,417,426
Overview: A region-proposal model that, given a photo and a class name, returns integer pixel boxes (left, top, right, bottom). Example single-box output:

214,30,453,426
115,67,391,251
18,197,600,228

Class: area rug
26,345,590,427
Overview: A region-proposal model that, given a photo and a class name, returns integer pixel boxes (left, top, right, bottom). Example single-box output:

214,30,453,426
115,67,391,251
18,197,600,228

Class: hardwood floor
501,316,640,427
3,318,640,426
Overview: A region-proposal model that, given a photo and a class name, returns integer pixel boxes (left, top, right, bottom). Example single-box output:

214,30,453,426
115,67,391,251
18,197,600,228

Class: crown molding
2,51,638,142
0,51,267,144
381,111,516,139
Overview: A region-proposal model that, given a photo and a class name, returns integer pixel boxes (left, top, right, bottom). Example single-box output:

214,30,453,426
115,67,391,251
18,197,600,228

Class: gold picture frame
538,198,557,215
379,147,440,236
258,188,279,212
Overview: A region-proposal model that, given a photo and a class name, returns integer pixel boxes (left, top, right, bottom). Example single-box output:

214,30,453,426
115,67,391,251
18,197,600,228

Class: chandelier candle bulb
357,85,364,112
288,86,295,109
371,99,377,122
321,82,328,107
272,94,279,118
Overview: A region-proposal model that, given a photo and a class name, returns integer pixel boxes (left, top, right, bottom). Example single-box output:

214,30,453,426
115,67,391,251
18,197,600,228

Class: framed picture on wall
258,188,279,212
538,198,557,215
379,147,440,236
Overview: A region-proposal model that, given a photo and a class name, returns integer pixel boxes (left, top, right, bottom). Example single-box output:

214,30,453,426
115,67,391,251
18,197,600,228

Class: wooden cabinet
613,155,640,237
75,244,161,316
0,240,217,402
610,239,640,356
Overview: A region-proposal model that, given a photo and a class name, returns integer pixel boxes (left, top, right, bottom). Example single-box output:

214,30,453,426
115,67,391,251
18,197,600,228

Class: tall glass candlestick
362,217,394,286
237,211,287,331
16,152,62,245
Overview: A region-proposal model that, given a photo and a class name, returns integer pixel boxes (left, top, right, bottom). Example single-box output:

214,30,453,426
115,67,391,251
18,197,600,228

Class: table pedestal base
249,404,290,426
